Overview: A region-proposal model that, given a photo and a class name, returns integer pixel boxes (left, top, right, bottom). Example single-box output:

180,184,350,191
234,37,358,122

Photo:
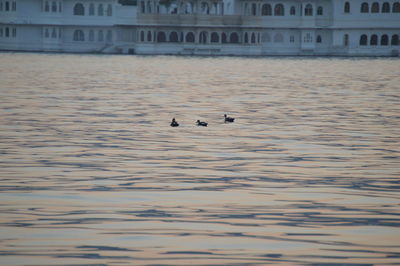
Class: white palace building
0,0,399,56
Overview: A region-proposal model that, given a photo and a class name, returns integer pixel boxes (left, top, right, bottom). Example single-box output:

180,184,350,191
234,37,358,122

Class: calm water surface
0,53,399,265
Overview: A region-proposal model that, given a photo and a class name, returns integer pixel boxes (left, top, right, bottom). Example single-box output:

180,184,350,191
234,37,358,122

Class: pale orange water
0,53,399,265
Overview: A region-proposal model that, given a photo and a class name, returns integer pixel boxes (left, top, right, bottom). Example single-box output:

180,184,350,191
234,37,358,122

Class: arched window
107,4,112,16
201,2,209,14
382,2,390,12
106,30,112,42
244,32,249,43
157,32,166,42
73,3,84,15
393,2,400,12
180,32,183,42
304,4,313,16
230,32,239,43
391,34,399,45
5,1,9,11
98,30,104,41
381,35,388,45
290,6,295,15
73,29,84,41
261,4,272,15
211,32,219,43
186,32,195,42
89,3,95,15
344,2,350,13
89,30,94,41
98,4,104,16
316,35,322,43
371,2,379,13
147,31,152,42
274,4,284,16
251,33,256,43
169,31,178,42
251,3,257,15
262,32,271,42
360,34,368,45
274,33,283,43
344,34,349,46
370,34,378,45
317,6,323,15
51,1,57,12
222,32,227,43
140,31,144,42
360,2,369,13
199,31,208,44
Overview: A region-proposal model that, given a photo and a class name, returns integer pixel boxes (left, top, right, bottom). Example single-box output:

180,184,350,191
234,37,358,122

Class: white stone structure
0,0,399,56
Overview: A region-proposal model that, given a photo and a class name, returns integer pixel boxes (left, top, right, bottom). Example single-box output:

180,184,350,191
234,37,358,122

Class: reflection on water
0,53,399,265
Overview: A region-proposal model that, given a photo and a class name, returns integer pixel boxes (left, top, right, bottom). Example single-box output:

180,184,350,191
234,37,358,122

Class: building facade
0,0,399,56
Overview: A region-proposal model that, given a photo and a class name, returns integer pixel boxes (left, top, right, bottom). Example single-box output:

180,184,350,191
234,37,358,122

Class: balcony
137,14,244,27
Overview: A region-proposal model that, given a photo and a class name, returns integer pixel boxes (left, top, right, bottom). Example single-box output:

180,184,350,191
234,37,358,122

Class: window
5,1,9,11
201,2,209,14
317,6,323,15
89,3,95,15
147,31,152,42
344,2,350,13
169,31,178,42
157,32,166,42
262,4,272,16
251,33,256,43
381,35,388,45
230,32,239,43
11,0,15,11
89,30,94,41
274,33,283,43
73,29,84,41
199,31,207,44
45,1,49,12
0,2,3,11
371,2,379,13
51,28,57,38
382,2,390,13
12,27,16,37
5,27,9,37
211,32,219,43
361,2,368,13
98,4,104,16
222,32,227,43
274,4,284,16
393,2,400,12
0,28,3,37
290,35,295,43
186,32,195,42
359,34,367,45
73,3,84,15
106,30,112,42
251,3,256,15
52,1,57,12
305,4,313,16
262,32,270,42
98,30,103,41
391,34,399,45
344,34,349,46
45,28,49,38
107,4,112,16
58,2,62,12
290,6,295,15
303,33,312,43
146,1,151,13
244,32,249,43
316,35,322,43
370,34,378,45
140,31,144,41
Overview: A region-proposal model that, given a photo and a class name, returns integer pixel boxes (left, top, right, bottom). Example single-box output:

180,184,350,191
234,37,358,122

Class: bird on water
224,114,235,123
170,118,179,127
196,120,208,127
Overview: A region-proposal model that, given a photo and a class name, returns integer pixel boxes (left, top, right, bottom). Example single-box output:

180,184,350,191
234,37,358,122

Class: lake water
0,53,399,265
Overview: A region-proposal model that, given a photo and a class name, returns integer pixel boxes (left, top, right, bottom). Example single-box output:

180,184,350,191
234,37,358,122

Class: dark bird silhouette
170,118,179,127
224,114,235,123
196,120,208,127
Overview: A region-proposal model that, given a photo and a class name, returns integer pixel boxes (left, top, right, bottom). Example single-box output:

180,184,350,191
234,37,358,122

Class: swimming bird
224,114,235,123
170,118,179,127
196,120,208,127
